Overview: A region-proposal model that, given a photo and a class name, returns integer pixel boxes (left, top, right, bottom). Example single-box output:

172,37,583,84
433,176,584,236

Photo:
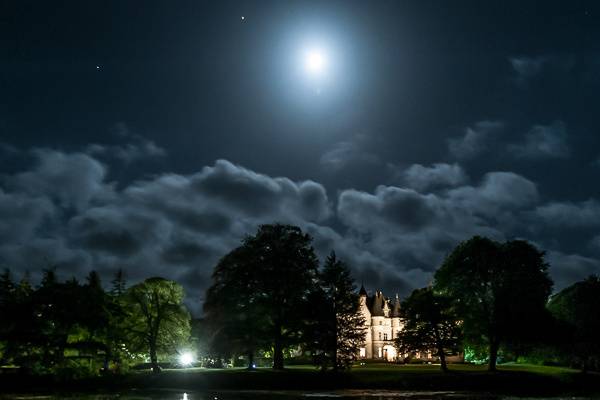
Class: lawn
108,362,597,396
1,363,597,396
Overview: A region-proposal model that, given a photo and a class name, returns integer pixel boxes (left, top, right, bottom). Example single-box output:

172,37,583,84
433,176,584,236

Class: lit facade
357,286,403,361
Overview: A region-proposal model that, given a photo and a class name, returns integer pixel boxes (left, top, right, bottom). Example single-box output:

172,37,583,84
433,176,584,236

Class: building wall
358,294,400,361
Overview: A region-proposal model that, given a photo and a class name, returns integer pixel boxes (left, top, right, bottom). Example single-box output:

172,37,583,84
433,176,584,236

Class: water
1,392,598,400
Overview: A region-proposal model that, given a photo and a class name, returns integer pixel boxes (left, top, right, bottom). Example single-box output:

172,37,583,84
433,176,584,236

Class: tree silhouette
311,251,366,371
434,236,552,371
395,287,461,372
204,224,319,370
204,246,270,369
548,275,600,372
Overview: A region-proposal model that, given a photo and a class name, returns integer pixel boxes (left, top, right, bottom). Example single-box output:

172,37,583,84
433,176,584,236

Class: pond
1,391,598,400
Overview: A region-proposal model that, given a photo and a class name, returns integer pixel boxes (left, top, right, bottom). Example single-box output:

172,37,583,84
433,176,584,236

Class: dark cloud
546,251,600,290
510,56,547,82
0,149,598,315
508,121,570,159
86,122,166,164
9,149,109,211
447,121,504,159
535,199,600,228
400,163,468,192
320,134,382,171
510,55,577,85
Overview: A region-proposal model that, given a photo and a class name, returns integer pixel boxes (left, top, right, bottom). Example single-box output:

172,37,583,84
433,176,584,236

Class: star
96,65,101,71
241,16,245,21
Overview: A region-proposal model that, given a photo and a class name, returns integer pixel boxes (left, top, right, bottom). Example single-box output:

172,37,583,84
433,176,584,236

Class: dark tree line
0,269,190,376
2,227,598,377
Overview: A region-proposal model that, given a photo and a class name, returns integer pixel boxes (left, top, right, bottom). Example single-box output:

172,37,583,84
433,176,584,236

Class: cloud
86,122,166,163
320,134,381,171
401,163,468,192
447,120,503,159
337,171,538,274
535,199,600,228
546,250,600,290
508,121,570,159
509,55,576,85
447,171,539,216
510,56,546,82
7,149,110,211
0,149,598,315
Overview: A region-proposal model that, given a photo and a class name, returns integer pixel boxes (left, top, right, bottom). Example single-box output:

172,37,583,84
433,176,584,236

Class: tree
110,269,127,297
394,287,462,372
204,224,319,370
241,224,319,369
204,246,271,369
123,277,191,373
434,236,552,371
548,275,600,372
312,251,366,371
0,269,15,363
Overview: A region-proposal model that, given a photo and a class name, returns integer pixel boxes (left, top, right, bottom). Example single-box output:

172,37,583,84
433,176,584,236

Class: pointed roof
391,294,402,317
359,284,367,296
371,291,386,316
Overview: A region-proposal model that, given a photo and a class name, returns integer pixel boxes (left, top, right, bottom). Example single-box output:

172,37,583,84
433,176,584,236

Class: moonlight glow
304,49,327,75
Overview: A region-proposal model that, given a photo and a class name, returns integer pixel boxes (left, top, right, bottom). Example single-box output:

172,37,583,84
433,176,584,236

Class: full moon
305,49,327,75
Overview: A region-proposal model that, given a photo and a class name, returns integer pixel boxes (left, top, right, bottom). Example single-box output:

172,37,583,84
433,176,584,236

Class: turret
391,294,401,317
359,284,368,297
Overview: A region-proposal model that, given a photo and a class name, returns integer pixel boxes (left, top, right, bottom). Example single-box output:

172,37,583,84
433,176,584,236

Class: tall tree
123,277,191,373
313,251,366,371
204,246,270,369
110,269,127,297
394,287,462,372
434,236,552,371
548,275,600,372
242,224,319,369
0,269,15,363
204,224,319,370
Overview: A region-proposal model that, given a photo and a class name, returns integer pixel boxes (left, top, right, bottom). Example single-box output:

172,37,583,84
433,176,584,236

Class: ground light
178,352,194,367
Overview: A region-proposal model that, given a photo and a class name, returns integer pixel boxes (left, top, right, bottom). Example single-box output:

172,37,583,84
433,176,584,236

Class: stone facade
357,286,403,361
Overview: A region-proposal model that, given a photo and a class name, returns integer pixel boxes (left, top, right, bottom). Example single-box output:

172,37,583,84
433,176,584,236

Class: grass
2,363,598,396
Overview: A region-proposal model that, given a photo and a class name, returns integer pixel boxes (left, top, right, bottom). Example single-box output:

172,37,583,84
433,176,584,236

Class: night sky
2,1,600,315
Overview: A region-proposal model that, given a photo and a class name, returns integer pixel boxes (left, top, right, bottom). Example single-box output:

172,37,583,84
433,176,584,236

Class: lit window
359,348,366,358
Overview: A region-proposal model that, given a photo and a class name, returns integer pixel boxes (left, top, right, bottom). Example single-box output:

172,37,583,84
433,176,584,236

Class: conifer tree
110,269,127,297
314,251,366,371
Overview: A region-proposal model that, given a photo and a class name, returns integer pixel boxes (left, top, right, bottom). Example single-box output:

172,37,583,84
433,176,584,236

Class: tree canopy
204,223,320,369
548,275,600,372
434,236,552,371
394,287,462,372
123,277,191,373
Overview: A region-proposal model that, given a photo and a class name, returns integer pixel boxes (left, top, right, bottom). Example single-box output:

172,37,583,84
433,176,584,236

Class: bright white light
305,49,327,75
179,352,194,366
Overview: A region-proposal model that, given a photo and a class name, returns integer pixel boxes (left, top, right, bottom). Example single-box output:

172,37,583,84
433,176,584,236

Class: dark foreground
1,364,599,398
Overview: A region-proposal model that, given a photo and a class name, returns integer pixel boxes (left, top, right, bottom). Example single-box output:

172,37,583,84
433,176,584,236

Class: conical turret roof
371,291,386,316
359,284,367,296
391,294,402,317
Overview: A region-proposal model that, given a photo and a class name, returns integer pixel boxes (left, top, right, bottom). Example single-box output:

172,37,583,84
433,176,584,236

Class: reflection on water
2,392,598,400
